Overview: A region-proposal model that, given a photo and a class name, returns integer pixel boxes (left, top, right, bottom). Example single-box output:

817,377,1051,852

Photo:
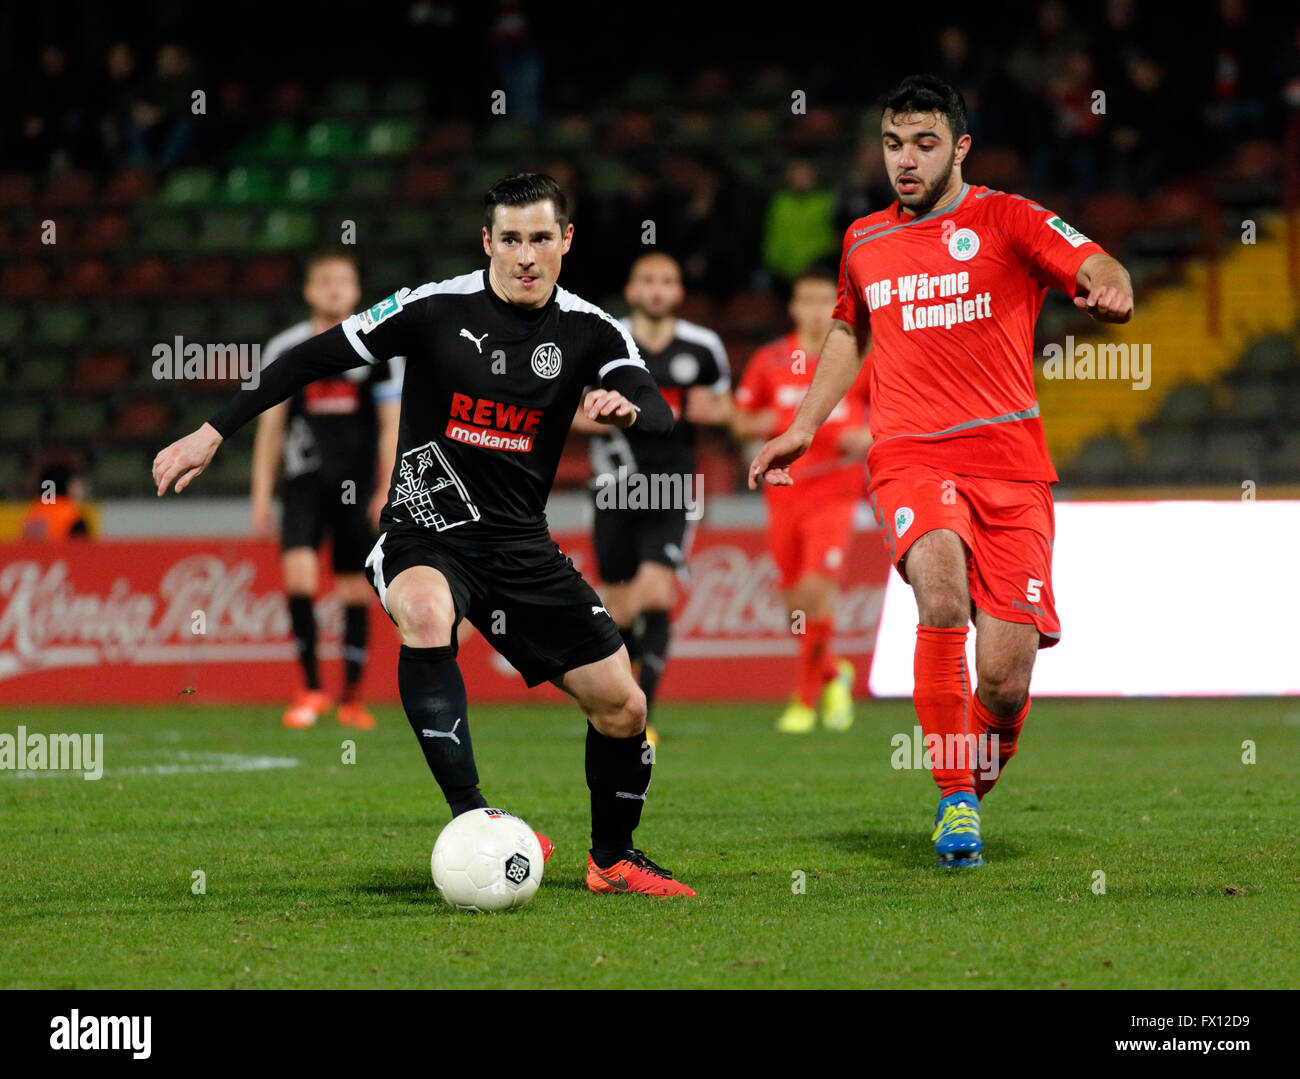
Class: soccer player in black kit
153,174,695,896
573,252,731,746
249,252,403,731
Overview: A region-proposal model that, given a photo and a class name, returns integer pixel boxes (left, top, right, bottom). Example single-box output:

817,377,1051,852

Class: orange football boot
337,700,376,729
282,689,331,729
535,832,555,863
586,850,696,896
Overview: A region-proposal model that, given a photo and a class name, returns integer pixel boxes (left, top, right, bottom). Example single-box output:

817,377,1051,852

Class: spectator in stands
835,139,894,236
762,159,837,291
132,43,203,170
15,44,88,172
21,463,93,542
97,41,145,171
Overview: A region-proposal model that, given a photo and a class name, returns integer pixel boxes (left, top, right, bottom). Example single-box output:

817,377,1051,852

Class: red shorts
868,465,1061,648
766,494,857,590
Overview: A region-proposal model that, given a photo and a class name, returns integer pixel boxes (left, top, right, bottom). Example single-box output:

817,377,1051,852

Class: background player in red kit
750,75,1134,868
733,266,871,733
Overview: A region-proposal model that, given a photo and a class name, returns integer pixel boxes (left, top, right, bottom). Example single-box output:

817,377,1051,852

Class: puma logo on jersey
591,605,608,616
421,718,462,744
459,328,488,353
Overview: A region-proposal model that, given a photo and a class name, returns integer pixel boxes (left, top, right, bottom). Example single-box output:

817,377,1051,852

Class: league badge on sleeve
358,291,405,333
1046,216,1092,248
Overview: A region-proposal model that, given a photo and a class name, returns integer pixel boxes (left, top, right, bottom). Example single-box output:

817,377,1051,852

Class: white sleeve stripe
341,314,376,363
598,357,644,380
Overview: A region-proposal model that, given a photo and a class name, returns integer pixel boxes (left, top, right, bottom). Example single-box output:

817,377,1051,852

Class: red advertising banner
0,524,890,705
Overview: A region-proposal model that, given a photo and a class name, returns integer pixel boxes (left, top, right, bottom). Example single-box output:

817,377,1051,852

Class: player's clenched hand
748,426,813,490
1075,283,1133,324
582,388,638,428
153,423,222,496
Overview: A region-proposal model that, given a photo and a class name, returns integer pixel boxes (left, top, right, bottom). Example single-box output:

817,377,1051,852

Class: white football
430,807,544,912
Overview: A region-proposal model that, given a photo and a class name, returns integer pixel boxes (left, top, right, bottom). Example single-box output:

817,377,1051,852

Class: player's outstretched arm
154,422,223,496
748,320,864,489
1075,253,1134,324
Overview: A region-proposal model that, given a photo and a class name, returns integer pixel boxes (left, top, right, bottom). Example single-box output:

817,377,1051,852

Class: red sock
913,625,974,798
972,693,1029,799
797,616,835,706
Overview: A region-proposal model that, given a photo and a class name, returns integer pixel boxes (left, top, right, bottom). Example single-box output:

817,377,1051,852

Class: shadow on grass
822,829,1032,867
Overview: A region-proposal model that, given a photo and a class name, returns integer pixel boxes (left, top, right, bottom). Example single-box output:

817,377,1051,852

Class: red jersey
736,332,870,503
832,183,1106,482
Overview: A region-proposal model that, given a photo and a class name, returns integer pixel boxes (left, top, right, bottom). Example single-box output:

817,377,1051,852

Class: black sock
288,594,319,691
586,720,652,866
341,604,368,702
638,609,671,717
397,644,487,816
618,618,642,667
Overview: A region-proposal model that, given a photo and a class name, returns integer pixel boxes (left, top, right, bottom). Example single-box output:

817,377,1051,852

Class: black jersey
589,318,728,484
337,270,648,544
262,320,404,484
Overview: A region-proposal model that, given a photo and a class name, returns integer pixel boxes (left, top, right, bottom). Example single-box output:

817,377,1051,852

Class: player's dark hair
483,172,569,232
304,249,358,279
881,74,968,140
793,262,839,290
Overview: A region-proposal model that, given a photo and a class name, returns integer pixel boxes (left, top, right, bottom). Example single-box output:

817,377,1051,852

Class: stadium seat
95,304,152,344
546,114,593,150
325,79,370,116
91,447,151,495
136,212,194,251
720,290,783,336
218,301,275,342
396,164,453,203
0,261,53,300
0,174,36,209
32,303,91,347
238,120,298,163
427,120,474,155
222,166,277,204
378,79,426,113
0,306,25,347
58,258,112,300
379,207,439,246
1235,334,1296,379
282,166,338,202
72,352,129,394
1138,429,1199,483
158,168,218,206
0,401,46,446
1223,380,1280,426
197,207,257,251
78,211,131,253
483,120,534,152
18,354,67,394
1263,432,1300,482
100,168,155,206
118,259,171,299
361,119,417,156
0,452,24,497
1148,381,1214,429
44,170,96,208
161,302,214,338
237,256,295,296
258,209,316,250
270,80,307,116
1202,430,1266,482
174,256,234,297
50,400,109,443
108,397,171,443
344,166,396,202
303,121,355,159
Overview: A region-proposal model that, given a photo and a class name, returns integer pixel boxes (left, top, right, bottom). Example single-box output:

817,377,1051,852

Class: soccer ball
431,807,544,912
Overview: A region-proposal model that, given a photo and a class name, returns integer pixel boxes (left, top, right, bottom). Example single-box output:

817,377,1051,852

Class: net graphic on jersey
390,442,481,531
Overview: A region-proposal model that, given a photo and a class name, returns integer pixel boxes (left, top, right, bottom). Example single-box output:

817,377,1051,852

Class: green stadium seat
0,401,45,446
1151,381,1213,428
222,166,277,204
1264,432,1300,482
203,445,255,495
379,207,438,246
197,207,258,252
32,303,91,347
303,120,356,159
1237,334,1296,378
50,400,109,442
282,166,338,202
239,120,298,162
0,307,26,346
0,452,24,496
361,119,417,156
174,396,223,433
258,209,317,250
157,168,217,205
378,79,426,113
92,447,152,496
343,167,395,202
96,305,152,345
623,71,671,104
18,354,67,394
218,301,275,343
1202,430,1265,482
363,255,416,291
546,114,593,150
158,302,213,339
1225,380,1280,425
483,120,533,152
325,80,370,116
137,212,194,251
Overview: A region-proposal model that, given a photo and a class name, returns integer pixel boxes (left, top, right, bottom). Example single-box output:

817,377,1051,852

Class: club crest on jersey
358,292,403,332
894,507,915,538
530,342,562,379
668,352,700,383
947,228,980,262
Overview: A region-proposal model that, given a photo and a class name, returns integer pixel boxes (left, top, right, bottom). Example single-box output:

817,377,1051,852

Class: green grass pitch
1,698,1295,989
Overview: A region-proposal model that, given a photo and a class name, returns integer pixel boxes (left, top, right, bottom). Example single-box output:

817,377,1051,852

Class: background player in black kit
249,252,403,731
152,174,696,896
573,252,731,745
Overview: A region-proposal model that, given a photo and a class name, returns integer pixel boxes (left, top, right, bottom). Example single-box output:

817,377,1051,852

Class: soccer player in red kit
749,75,1133,868
733,267,872,733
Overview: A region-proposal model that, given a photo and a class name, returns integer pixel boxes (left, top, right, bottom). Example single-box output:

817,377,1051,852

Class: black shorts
592,503,693,584
363,524,624,688
281,473,375,573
